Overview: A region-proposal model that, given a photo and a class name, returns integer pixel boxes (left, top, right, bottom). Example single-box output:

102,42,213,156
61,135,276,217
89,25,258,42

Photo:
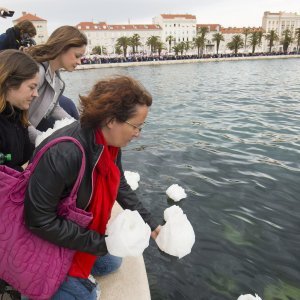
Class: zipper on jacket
84,146,104,209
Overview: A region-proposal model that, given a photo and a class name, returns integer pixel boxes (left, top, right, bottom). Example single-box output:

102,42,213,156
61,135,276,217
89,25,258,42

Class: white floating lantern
156,205,195,259
166,184,187,202
237,294,262,300
105,209,151,257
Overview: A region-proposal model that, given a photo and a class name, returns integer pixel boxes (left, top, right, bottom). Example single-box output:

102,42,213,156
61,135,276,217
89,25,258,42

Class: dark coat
0,27,21,50
24,121,158,256
0,105,34,171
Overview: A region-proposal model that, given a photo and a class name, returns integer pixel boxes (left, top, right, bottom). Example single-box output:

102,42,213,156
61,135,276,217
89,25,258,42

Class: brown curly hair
80,75,152,129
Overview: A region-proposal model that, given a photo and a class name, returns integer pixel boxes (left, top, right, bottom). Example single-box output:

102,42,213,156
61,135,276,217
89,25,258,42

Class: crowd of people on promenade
0,7,161,300
80,51,300,65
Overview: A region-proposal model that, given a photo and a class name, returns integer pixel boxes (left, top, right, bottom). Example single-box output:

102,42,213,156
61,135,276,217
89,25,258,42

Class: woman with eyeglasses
23,75,161,299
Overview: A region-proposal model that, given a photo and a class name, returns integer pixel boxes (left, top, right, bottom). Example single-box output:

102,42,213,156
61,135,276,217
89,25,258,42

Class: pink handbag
0,137,93,299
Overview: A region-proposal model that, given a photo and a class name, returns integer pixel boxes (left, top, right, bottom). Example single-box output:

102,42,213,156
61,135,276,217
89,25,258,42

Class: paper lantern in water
156,205,195,258
166,184,187,202
105,209,151,257
237,294,262,300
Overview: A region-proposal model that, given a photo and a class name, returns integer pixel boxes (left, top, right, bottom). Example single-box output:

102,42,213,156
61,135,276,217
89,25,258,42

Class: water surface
62,58,300,300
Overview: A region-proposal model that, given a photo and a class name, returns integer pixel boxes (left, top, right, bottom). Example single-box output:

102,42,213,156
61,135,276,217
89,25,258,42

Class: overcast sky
1,0,299,34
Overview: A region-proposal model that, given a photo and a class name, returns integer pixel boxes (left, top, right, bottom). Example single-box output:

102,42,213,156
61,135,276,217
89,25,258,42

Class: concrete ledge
76,55,300,70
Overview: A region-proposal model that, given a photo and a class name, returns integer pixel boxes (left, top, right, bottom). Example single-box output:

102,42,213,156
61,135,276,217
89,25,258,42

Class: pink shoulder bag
0,136,93,299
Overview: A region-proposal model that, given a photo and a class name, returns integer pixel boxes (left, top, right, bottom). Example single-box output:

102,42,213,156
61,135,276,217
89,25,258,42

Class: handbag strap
30,136,86,197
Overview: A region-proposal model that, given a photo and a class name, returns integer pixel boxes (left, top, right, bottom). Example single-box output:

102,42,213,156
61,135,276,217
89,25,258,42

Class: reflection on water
62,58,300,300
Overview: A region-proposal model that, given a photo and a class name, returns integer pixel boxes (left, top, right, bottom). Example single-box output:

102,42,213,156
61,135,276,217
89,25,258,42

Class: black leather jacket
24,121,158,256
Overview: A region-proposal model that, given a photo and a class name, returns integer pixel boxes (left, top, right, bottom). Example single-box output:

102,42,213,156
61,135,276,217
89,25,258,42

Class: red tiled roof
76,22,161,31
160,14,196,20
221,27,262,34
14,12,46,22
197,24,221,31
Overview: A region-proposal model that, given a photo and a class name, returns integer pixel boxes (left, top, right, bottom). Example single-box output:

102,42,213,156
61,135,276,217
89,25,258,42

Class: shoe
88,275,101,300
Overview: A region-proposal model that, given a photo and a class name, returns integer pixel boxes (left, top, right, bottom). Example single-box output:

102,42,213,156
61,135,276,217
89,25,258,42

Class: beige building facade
262,11,300,52
77,22,162,55
13,11,48,44
153,14,197,51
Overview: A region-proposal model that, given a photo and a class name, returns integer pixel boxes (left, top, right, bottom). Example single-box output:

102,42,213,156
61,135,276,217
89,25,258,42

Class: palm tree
173,44,180,56
265,30,279,53
172,42,185,56
294,28,300,53
193,35,206,57
129,33,142,53
184,41,192,54
156,41,166,56
197,26,209,54
146,36,159,54
166,35,175,52
198,26,209,38
248,31,259,54
227,35,244,55
116,36,130,57
115,45,123,55
128,34,139,54
212,32,224,55
92,45,106,55
257,30,264,51
281,29,293,54
242,28,251,52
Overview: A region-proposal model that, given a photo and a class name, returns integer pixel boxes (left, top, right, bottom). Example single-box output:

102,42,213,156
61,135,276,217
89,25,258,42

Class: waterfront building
76,22,162,55
220,27,263,54
13,11,48,44
76,11,300,56
262,11,300,52
195,25,264,55
196,24,222,54
152,14,197,52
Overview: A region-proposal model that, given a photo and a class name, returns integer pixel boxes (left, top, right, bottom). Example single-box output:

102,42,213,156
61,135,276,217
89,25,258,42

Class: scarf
68,129,120,278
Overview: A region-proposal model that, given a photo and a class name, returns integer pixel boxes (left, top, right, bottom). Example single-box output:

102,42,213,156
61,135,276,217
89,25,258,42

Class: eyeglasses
125,120,144,132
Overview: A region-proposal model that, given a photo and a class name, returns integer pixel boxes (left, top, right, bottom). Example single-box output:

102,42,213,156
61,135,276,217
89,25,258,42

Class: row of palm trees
92,28,300,57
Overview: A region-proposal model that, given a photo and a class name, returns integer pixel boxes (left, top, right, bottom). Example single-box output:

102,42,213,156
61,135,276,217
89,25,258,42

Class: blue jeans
21,254,122,300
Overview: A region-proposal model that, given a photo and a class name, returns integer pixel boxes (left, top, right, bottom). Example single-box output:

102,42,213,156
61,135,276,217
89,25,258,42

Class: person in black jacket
0,49,39,171
0,20,36,50
24,75,161,299
0,50,39,300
